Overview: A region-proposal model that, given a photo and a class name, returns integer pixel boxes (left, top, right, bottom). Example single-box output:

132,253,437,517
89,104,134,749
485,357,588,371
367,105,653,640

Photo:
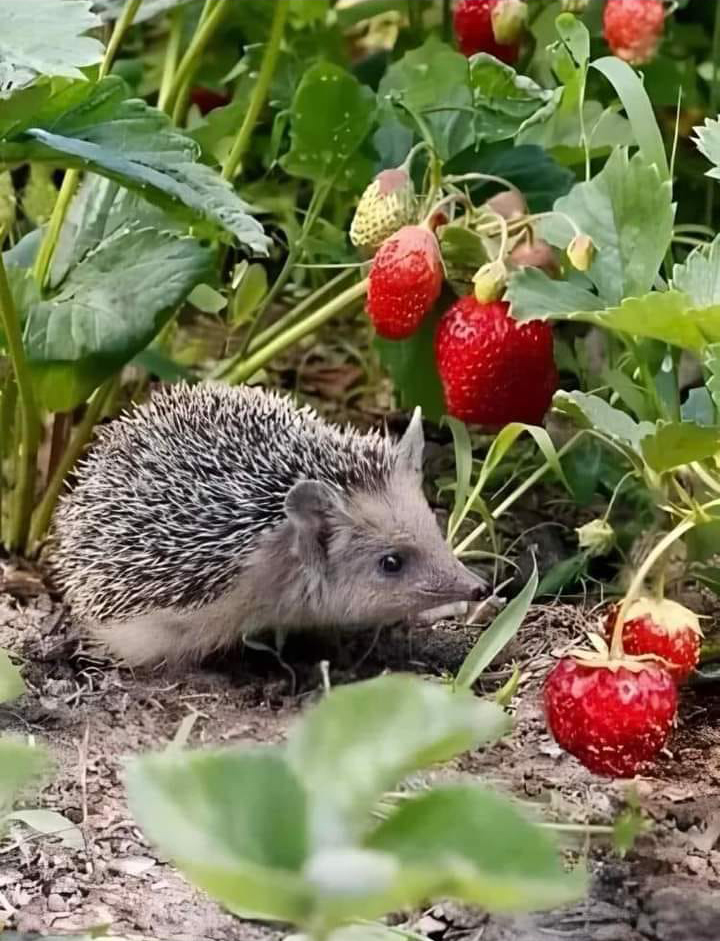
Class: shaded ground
1,567,720,941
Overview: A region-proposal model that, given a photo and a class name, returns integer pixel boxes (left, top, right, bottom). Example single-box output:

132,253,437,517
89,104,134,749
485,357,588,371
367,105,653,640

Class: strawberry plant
127,673,585,938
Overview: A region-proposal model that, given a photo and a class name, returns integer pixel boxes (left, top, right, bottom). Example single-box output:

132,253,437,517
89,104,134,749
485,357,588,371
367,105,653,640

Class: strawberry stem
423,193,472,227
610,517,696,659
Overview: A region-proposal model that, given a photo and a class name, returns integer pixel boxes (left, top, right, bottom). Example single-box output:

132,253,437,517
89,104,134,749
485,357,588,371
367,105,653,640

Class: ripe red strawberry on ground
453,0,523,64
604,597,701,684
434,297,557,427
603,0,665,66
366,225,443,340
544,658,677,778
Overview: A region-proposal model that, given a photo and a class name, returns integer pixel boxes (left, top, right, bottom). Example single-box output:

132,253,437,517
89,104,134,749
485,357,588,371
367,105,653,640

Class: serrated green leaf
0,77,269,253
706,344,720,412
455,562,538,691
468,54,558,144
367,787,586,911
378,38,472,161
0,649,24,703
0,0,104,98
285,675,510,848
693,116,720,179
20,227,213,410
672,235,720,307
126,749,311,923
641,422,720,473
539,149,674,304
553,391,654,453
281,62,376,189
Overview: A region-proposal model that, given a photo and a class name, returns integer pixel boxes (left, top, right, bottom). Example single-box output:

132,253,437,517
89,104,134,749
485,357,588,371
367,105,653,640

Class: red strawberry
453,0,525,64
603,0,665,66
366,225,443,340
544,658,677,778
604,597,701,685
434,297,557,427
189,87,230,115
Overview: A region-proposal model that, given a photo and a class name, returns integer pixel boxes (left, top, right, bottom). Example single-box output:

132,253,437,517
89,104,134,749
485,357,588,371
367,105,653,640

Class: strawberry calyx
565,631,672,673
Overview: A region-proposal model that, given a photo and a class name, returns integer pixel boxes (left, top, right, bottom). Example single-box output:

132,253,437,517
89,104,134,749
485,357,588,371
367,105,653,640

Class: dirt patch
1,579,720,941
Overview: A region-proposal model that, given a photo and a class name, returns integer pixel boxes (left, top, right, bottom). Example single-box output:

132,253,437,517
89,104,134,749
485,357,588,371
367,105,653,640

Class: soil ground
1,565,720,941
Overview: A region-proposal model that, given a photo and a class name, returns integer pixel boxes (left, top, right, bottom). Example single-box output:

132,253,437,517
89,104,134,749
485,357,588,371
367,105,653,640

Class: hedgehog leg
88,610,191,667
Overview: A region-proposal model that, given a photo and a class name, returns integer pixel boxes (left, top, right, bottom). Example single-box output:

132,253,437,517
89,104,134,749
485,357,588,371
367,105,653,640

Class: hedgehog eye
379,553,403,574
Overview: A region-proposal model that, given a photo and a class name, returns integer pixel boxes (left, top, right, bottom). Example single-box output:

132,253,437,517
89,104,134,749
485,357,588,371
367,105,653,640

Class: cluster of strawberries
453,0,666,68
352,166,559,428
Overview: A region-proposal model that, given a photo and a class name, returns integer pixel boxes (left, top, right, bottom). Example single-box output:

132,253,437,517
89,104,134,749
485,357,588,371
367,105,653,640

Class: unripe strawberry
545,657,677,778
453,0,524,64
604,597,702,685
366,225,443,340
350,168,416,251
434,297,557,427
566,233,595,272
472,259,507,302
485,189,527,220
603,0,665,66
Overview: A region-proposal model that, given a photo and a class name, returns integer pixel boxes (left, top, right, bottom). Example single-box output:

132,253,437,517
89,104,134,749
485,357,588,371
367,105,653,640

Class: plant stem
99,0,143,79
0,245,39,552
453,433,584,557
706,0,720,227
163,0,231,117
157,6,184,111
225,278,367,385
32,0,142,289
610,517,696,659
222,0,289,180
28,377,118,552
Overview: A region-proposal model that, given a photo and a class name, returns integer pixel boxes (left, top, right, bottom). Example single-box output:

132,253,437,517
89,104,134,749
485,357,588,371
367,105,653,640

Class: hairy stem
100,0,143,79
222,0,289,180
29,377,119,552
225,278,367,385
0,245,39,552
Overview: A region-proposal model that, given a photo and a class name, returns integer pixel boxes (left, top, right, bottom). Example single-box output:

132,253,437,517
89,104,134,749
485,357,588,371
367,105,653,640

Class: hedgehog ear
395,406,424,481
284,480,347,559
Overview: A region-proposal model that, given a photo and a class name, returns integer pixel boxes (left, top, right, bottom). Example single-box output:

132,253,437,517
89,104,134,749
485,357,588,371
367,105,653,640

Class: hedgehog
49,382,485,667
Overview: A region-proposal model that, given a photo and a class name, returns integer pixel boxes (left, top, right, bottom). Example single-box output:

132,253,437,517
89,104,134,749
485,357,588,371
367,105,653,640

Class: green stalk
32,0,142,289
28,377,118,552
225,278,367,385
163,0,232,117
157,6,184,112
0,376,17,541
0,247,39,551
453,433,583,557
222,0,289,180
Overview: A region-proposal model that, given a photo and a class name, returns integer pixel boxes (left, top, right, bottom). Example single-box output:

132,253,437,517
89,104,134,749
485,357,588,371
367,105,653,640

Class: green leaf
7,809,84,850
707,344,720,412
0,77,269,253
0,740,50,814
445,417,474,540
21,227,213,410
285,675,510,847
455,563,538,691
367,786,586,911
693,116,720,181
92,0,195,24
539,149,674,304
281,62,376,189
508,279,720,354
375,309,445,423
231,263,268,324
537,552,589,595
672,235,720,307
553,391,654,453
0,649,24,703
477,422,570,495
378,38,473,161
641,422,720,473
126,749,311,923
682,388,716,426
591,56,669,180
468,54,558,144
0,0,104,97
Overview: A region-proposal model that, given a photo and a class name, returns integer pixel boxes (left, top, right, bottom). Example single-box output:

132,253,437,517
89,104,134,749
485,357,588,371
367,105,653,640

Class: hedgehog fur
50,382,484,665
